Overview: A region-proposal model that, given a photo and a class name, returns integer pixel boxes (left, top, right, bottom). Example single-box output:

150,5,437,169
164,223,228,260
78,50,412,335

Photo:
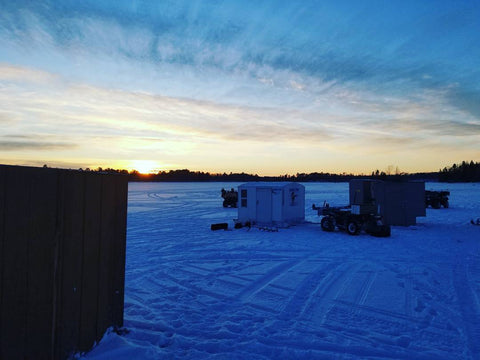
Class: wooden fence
0,165,128,359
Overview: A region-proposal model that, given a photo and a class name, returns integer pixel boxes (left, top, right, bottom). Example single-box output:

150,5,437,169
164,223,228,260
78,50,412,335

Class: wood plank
112,176,128,327
26,167,59,360
96,175,117,337
55,170,85,359
0,166,30,359
78,173,102,351
0,166,6,356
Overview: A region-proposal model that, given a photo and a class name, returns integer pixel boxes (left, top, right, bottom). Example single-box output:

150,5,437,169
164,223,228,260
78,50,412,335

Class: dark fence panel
96,177,116,337
78,174,103,351
0,165,128,360
55,170,86,359
112,177,128,326
0,166,5,358
26,168,58,359
1,166,30,359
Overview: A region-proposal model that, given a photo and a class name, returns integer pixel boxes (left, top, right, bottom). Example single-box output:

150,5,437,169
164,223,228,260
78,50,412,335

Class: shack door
256,188,272,224
271,190,282,222
384,184,407,226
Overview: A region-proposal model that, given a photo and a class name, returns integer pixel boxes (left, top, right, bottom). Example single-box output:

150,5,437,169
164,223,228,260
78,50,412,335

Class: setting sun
128,160,161,174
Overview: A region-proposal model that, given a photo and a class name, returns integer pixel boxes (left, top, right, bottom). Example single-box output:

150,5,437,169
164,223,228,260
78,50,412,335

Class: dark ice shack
349,179,425,226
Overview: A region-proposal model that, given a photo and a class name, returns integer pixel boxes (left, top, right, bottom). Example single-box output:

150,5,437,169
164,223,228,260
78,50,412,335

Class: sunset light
127,160,162,175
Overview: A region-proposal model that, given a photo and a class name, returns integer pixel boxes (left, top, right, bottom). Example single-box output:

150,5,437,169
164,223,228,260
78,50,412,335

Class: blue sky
1,0,479,174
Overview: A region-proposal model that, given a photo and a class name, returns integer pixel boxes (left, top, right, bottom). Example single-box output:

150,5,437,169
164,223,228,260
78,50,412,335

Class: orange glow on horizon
125,160,162,174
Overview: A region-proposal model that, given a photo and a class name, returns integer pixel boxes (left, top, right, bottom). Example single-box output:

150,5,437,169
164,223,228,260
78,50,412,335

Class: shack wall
349,179,425,226
282,183,305,222
237,182,305,226
237,184,257,223
0,165,128,360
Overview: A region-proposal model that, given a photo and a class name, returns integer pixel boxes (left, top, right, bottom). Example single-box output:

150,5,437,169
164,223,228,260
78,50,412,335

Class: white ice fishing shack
236,182,305,227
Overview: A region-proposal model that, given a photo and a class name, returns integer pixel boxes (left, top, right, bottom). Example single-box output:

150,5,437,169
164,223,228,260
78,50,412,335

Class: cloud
446,87,480,120
2,2,479,101
0,111,18,124
0,138,76,151
0,63,59,84
1,63,478,159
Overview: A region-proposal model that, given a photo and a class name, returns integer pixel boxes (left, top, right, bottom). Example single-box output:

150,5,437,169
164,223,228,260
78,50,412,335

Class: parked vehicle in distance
425,190,450,209
221,188,238,208
312,202,391,237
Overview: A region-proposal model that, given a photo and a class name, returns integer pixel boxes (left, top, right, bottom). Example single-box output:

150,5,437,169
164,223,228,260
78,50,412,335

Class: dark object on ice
313,203,391,237
211,222,229,231
425,190,450,209
259,226,279,232
221,187,238,208
233,221,251,230
471,218,480,226
349,179,425,226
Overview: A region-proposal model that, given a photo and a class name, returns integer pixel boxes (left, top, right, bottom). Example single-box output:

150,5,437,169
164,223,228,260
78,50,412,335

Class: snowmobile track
452,261,480,358
235,259,303,303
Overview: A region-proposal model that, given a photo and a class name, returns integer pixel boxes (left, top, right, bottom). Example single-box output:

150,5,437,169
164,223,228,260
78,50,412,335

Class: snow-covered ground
81,182,480,359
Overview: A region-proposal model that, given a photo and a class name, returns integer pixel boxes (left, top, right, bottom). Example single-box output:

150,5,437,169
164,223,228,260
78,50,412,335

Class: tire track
335,266,376,360
452,261,480,358
404,267,414,318
333,299,453,331
256,331,451,360
352,269,377,314
281,262,360,322
234,259,303,303
157,271,228,301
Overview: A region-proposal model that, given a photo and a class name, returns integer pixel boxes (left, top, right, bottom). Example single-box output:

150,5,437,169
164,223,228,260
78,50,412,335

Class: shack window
241,189,247,207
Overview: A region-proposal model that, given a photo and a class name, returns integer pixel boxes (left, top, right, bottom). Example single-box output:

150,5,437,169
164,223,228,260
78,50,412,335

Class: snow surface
80,182,480,359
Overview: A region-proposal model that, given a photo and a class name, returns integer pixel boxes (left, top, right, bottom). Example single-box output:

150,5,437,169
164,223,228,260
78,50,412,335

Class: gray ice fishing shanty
236,182,305,227
349,179,426,226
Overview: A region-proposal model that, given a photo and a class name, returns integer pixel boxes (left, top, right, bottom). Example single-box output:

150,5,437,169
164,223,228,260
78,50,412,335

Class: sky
1,1,479,175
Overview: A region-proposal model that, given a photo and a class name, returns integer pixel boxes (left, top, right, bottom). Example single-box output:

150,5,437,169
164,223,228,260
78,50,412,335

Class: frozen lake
82,182,480,359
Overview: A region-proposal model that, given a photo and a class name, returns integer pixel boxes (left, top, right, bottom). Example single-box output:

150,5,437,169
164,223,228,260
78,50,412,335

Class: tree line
77,160,479,182
438,161,480,182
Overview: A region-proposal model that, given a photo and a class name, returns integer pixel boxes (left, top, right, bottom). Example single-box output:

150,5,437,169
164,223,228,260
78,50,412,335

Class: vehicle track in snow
453,259,480,359
234,259,304,303
282,261,356,323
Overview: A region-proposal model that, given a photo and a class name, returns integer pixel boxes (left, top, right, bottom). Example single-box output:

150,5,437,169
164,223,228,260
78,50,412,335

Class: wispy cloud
1,63,478,172
1,1,479,173
2,2,479,104
0,139,76,151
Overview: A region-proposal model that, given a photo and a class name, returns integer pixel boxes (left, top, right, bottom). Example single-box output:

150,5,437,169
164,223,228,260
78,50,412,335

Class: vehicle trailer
425,190,450,209
312,203,391,237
